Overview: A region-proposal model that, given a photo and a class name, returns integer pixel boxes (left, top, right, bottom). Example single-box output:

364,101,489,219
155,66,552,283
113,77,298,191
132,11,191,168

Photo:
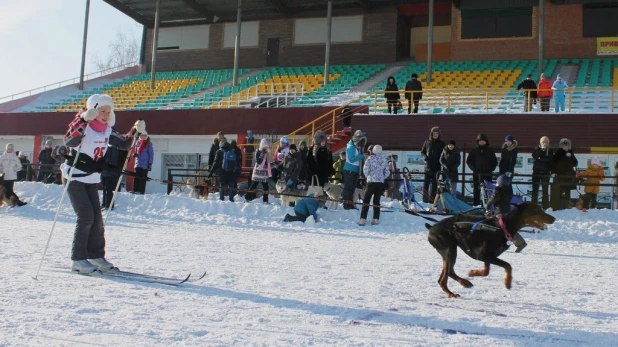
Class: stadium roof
104,0,418,27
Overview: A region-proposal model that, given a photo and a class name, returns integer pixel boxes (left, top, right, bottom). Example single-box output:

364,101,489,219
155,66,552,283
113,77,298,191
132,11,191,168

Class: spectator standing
243,130,255,167
341,107,353,133
343,130,367,209
531,136,553,209
537,73,553,112
208,131,224,169
384,76,400,114
0,143,27,206
517,74,538,112
440,140,461,195
209,138,238,202
404,73,423,114
420,126,445,203
298,140,309,182
15,151,31,182
331,152,346,185
552,74,569,113
551,138,577,210
307,131,334,188
358,145,390,226
133,133,154,194
466,134,498,206
245,139,272,204
230,140,243,190
37,140,55,182
101,146,127,210
578,157,605,210
499,135,519,195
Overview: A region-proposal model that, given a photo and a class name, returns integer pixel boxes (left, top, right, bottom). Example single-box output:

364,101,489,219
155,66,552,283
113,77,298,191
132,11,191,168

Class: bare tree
92,30,139,71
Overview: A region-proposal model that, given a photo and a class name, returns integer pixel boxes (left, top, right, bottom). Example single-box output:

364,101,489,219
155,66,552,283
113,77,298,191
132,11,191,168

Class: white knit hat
86,94,116,127
372,144,383,154
591,157,602,167
259,138,269,149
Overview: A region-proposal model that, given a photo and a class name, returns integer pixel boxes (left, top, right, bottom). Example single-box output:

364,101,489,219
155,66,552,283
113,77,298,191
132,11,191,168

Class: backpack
222,149,237,172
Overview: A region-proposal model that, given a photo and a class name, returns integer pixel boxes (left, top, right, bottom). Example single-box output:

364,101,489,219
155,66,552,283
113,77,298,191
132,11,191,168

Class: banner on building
597,37,618,56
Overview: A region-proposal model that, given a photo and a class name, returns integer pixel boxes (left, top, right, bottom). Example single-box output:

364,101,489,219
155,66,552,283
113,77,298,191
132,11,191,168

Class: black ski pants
67,181,105,261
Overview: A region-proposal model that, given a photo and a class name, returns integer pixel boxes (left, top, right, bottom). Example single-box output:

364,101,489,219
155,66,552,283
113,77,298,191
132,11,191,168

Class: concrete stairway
553,64,578,87
350,61,410,93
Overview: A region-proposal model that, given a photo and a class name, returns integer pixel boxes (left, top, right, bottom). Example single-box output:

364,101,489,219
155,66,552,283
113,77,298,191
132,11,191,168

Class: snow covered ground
2,182,618,346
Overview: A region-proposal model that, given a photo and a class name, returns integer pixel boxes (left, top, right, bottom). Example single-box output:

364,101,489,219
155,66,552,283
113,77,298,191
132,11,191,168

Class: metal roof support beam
426,0,434,84
79,0,91,91
324,0,332,86
103,0,150,26
179,0,215,22
233,0,242,87
151,0,161,90
270,0,291,17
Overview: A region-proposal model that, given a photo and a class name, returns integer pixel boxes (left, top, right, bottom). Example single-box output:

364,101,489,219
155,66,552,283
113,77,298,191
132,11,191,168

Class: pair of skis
59,267,206,286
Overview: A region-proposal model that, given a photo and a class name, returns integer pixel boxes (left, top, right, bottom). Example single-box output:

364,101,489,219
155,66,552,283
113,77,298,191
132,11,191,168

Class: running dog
425,202,555,298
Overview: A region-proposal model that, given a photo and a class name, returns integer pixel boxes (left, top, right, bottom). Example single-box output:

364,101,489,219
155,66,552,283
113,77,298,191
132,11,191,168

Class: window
461,7,532,39
294,16,363,44
223,21,260,48
158,25,210,50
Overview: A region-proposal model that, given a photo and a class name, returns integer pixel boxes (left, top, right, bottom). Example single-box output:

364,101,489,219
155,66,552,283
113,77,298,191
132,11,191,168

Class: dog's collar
498,217,514,242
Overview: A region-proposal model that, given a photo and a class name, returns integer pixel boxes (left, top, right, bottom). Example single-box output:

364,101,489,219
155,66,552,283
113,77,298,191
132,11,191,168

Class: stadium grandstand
2,0,618,190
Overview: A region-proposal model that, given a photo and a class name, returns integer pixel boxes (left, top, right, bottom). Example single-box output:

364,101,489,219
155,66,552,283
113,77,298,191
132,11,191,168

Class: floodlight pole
324,0,333,86
427,0,434,84
150,0,161,90
233,0,242,87
78,0,90,91
538,0,544,76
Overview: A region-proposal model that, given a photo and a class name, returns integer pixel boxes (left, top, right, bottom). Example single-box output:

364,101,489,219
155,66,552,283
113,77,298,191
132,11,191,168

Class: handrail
0,62,139,104
208,82,305,109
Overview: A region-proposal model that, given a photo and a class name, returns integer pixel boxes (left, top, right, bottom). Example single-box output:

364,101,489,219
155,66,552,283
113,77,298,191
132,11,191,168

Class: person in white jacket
0,143,27,206
358,144,390,226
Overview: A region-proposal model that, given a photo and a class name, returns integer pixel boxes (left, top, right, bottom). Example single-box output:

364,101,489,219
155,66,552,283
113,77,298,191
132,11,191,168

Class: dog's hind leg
437,247,461,298
447,254,473,289
468,262,490,277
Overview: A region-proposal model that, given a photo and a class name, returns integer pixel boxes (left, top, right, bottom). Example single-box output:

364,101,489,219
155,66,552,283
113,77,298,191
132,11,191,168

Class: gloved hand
575,172,581,179
286,179,294,188
551,173,557,178
133,119,146,135
81,108,98,122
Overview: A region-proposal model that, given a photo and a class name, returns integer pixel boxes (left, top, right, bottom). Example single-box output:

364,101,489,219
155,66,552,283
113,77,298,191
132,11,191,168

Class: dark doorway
266,38,280,67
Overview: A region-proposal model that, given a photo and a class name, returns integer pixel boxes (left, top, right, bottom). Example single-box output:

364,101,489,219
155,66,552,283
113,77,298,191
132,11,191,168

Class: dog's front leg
468,262,490,277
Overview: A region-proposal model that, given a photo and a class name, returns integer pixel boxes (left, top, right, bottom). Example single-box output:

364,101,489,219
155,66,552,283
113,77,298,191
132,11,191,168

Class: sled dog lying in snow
323,182,365,210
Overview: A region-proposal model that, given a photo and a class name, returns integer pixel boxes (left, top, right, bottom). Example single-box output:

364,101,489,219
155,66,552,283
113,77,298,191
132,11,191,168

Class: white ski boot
89,258,116,272
371,219,379,225
72,260,97,274
357,218,366,226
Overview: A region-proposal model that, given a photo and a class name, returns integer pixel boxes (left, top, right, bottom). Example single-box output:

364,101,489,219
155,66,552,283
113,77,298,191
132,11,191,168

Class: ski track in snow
1,182,617,346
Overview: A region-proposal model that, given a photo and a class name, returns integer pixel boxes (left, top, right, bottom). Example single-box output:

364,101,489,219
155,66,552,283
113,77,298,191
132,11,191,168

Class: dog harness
498,217,514,242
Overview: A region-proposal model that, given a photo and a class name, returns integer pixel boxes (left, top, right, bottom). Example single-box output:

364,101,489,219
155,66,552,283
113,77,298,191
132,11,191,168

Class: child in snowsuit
62,94,145,274
283,192,320,223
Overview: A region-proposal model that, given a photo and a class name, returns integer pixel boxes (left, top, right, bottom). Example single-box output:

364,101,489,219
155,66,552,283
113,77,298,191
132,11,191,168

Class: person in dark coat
298,140,309,183
307,131,334,187
209,138,238,202
230,140,243,184
499,135,518,195
384,76,400,114
243,130,255,167
439,140,461,195
420,126,446,202
208,131,224,170
15,151,31,182
466,134,498,206
551,138,578,211
282,144,304,189
531,136,553,209
404,73,423,114
341,107,353,131
37,140,55,182
101,145,128,210
517,74,538,112
487,173,527,253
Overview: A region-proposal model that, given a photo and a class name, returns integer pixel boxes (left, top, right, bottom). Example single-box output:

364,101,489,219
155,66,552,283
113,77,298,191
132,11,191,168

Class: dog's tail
425,223,433,230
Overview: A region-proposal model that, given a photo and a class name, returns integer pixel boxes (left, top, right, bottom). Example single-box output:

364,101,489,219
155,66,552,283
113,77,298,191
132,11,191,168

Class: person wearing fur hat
440,140,461,195
421,126,445,202
0,143,27,206
133,132,154,195
343,130,367,209
466,134,498,206
358,144,390,226
272,135,291,181
283,192,320,223
62,94,145,274
37,140,55,182
577,157,605,210
245,138,272,203
551,138,578,210
209,137,239,202
307,130,334,188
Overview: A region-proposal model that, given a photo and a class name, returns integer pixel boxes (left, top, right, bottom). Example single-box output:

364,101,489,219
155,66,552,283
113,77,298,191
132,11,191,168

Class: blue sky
0,0,142,97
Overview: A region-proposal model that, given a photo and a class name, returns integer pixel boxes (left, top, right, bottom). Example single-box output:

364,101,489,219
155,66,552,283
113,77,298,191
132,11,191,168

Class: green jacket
332,159,345,184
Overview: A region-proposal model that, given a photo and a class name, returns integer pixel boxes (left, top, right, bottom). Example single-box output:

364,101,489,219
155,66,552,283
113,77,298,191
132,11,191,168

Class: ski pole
33,144,82,280
104,133,139,225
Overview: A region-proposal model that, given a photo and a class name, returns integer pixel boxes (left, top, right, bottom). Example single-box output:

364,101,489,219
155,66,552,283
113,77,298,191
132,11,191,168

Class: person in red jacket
537,73,553,112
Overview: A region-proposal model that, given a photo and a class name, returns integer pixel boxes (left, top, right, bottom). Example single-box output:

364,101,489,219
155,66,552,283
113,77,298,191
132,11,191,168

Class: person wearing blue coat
133,133,154,194
342,130,367,210
283,192,320,223
552,74,569,113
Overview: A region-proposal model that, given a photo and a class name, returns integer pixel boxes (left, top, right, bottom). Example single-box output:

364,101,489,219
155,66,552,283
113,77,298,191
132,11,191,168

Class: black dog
426,202,556,298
